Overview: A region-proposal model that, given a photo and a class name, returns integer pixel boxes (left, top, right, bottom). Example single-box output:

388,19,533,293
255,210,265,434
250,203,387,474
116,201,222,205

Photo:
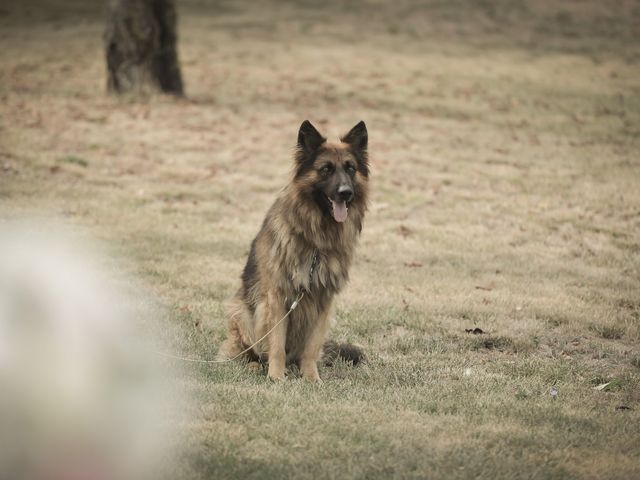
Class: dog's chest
291,250,349,295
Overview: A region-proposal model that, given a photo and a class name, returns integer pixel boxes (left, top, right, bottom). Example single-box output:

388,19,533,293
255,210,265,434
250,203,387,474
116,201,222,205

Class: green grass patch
58,155,89,167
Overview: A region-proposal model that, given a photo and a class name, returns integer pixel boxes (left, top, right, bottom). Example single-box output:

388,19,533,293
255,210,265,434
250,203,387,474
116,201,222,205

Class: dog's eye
346,164,356,175
320,165,333,176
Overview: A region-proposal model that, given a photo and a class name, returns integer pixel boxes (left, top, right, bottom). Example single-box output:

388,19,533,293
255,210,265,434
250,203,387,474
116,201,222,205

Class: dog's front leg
300,307,331,383
266,291,287,381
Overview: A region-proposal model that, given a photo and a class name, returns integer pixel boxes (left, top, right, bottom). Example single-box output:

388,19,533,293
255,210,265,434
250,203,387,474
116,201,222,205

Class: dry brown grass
1,1,640,478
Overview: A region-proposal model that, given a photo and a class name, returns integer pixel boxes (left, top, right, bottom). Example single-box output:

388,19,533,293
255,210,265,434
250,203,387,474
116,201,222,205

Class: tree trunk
104,0,184,95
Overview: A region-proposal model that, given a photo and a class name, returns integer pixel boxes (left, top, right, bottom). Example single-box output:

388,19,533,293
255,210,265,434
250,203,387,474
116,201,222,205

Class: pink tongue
331,200,348,223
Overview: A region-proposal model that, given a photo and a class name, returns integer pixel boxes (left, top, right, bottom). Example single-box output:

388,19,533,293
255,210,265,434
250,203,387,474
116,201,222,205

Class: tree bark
104,0,184,95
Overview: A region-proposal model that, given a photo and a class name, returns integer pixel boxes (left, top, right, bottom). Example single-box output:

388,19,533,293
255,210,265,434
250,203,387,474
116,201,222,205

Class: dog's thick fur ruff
218,120,369,382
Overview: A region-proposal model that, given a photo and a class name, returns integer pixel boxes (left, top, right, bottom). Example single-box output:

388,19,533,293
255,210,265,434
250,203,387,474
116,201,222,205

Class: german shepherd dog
218,120,369,382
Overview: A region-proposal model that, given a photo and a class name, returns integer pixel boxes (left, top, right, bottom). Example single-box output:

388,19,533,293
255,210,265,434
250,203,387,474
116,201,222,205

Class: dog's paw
301,365,323,384
305,374,323,384
246,361,261,372
267,366,286,381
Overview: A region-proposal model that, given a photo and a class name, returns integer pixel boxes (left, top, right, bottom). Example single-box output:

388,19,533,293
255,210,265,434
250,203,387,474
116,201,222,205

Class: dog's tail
322,340,365,366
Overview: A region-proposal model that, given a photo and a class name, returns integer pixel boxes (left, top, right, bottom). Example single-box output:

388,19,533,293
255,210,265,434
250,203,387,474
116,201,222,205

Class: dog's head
294,120,369,224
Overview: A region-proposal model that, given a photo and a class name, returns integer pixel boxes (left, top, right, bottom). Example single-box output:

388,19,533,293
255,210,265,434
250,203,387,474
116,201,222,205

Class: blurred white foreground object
0,222,178,480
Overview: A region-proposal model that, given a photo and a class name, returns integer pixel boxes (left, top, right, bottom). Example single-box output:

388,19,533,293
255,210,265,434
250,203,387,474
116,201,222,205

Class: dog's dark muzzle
337,185,354,203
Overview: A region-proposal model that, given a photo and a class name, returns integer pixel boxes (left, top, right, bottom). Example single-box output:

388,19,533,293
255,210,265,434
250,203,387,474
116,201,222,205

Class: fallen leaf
398,225,413,238
465,328,485,335
404,262,423,268
594,379,621,391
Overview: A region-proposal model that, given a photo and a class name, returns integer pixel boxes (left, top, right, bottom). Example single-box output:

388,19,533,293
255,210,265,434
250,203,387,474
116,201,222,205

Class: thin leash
151,291,304,364
151,250,318,364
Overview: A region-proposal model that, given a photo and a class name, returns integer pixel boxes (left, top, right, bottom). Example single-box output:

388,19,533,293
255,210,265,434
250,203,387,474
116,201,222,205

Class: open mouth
328,197,348,223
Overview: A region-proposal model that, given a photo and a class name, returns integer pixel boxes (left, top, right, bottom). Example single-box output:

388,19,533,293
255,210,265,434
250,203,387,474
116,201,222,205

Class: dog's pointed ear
341,120,368,153
297,120,326,155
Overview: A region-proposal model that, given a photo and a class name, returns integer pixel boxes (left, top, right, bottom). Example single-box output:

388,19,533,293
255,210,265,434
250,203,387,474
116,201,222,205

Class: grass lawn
1,1,639,478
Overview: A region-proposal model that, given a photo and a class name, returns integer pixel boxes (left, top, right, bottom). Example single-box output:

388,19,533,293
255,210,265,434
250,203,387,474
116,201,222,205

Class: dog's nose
337,186,354,202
